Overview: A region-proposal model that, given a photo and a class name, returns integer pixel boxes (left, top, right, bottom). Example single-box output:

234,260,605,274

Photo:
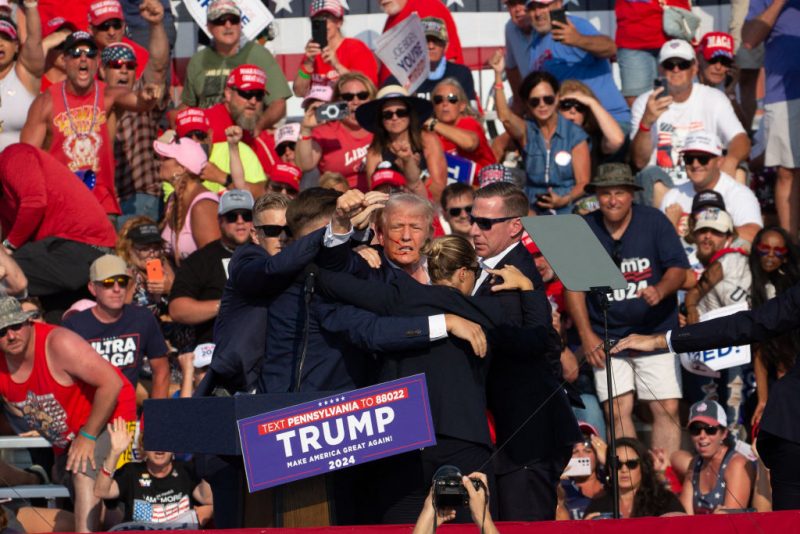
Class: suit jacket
316,268,550,447
475,242,582,471
671,282,800,444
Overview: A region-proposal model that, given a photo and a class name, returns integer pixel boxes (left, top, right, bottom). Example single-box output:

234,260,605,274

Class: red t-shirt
0,144,118,249
379,0,464,83
313,38,379,87
0,323,136,454
312,121,373,191
253,132,280,177
438,116,497,180
615,0,691,50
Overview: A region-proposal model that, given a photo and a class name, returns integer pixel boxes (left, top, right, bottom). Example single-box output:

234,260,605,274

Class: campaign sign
238,374,436,492
446,153,477,185
184,0,274,42
679,302,751,376
375,14,430,94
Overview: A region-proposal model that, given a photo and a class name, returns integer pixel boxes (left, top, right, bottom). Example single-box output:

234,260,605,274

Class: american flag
132,497,191,523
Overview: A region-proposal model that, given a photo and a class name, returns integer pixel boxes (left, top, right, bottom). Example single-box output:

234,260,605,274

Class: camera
432,465,485,509
315,101,350,123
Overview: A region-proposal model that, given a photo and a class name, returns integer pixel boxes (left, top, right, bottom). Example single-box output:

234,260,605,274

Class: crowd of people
0,0,797,530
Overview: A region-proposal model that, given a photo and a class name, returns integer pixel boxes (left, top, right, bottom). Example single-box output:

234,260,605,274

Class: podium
143,392,342,528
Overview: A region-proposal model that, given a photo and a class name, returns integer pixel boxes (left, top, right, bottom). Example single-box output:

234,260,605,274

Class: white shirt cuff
665,330,674,353
323,221,353,248
429,314,448,341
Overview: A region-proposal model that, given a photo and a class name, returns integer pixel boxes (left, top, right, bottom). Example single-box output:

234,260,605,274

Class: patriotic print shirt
114,461,201,523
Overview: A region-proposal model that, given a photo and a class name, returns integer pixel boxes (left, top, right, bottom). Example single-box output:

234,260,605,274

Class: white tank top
0,66,36,151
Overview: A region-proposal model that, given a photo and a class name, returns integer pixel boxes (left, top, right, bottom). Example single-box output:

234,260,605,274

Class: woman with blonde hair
116,216,175,313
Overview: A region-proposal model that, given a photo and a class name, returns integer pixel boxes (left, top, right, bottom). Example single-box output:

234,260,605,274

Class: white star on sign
339,0,350,10
318,402,322,407
273,0,293,14
446,0,464,7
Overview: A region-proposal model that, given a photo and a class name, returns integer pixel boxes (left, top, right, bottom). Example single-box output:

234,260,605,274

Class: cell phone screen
311,18,328,49
550,9,567,26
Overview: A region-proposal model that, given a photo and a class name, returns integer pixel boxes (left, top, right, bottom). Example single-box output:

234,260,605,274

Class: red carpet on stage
154,510,798,533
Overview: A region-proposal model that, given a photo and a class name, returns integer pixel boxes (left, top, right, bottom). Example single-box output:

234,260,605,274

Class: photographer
413,472,499,534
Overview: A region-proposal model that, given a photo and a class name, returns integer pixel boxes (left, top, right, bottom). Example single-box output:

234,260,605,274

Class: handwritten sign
445,153,477,185
375,14,430,94
238,374,436,492
184,0,274,42
679,302,751,376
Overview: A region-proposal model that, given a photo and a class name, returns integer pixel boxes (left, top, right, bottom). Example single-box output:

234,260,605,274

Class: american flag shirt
114,461,201,523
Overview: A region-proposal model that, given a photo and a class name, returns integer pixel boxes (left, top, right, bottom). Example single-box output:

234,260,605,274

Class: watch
427,118,438,132
2,239,16,251
225,174,233,187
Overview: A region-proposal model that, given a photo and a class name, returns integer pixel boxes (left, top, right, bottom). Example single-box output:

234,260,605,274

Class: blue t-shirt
583,205,689,349
505,20,534,77
63,304,168,387
746,0,800,104
528,16,631,125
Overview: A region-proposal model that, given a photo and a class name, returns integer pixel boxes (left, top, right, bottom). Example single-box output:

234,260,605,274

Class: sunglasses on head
448,205,472,217
617,459,641,470
0,321,26,338
268,182,298,195
433,94,459,105
755,243,788,258
382,108,410,120
683,153,713,166
708,56,733,68
688,423,722,436
528,95,556,108
105,59,137,70
469,214,516,230
96,19,123,31
661,58,693,71
257,224,293,238
222,210,253,223
276,143,296,157
559,98,588,113
67,47,98,59
210,14,241,26
97,276,130,289
340,91,370,102
235,88,266,101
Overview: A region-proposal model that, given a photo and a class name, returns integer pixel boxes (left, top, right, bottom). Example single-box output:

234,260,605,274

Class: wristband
494,83,504,90
100,466,113,477
79,430,97,442
297,69,311,80
2,239,16,252
638,122,652,132
427,118,438,132
225,173,233,187
300,134,312,141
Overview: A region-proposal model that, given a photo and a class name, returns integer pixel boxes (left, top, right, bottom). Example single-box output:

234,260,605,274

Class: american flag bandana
101,43,136,65
310,0,344,18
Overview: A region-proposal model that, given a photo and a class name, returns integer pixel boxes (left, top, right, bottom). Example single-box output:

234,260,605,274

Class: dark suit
475,242,582,521
670,281,800,509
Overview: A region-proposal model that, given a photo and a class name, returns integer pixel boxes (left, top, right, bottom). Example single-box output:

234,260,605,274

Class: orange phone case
146,259,164,282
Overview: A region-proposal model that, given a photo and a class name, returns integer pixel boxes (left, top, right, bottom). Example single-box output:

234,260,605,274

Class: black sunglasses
448,205,472,217
276,143,296,157
97,276,130,289
433,94,459,105
0,321,27,338
96,19,123,31
223,210,253,223
185,130,208,142
528,95,556,108
708,56,733,68
341,91,370,102
559,99,588,113
661,59,693,71
617,459,641,470
268,182,298,194
469,214,517,230
683,153,713,166
235,88,266,101
67,47,98,59
210,14,241,26
382,108,410,120
256,224,292,238
105,59,137,71
689,423,722,436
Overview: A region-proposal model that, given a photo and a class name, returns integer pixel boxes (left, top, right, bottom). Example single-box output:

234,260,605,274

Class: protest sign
679,302,751,376
375,14,430,94
238,374,436,492
184,0,274,42
445,153,477,185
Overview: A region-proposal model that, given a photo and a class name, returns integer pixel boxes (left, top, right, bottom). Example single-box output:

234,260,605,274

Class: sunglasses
0,321,26,338
433,94,459,105
559,99,588,113
210,14,241,26
269,182,298,195
382,108,410,120
528,95,556,108
235,88,266,101
96,19,123,31
661,59,693,71
469,214,517,230
689,423,722,436
105,59,137,70
185,130,208,142
708,56,733,68
617,459,641,470
257,224,293,238
132,243,162,254
276,143,296,157
67,47,98,59
97,276,130,289
755,243,788,258
448,205,472,217
341,91,370,102
683,153,713,166
222,210,253,223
